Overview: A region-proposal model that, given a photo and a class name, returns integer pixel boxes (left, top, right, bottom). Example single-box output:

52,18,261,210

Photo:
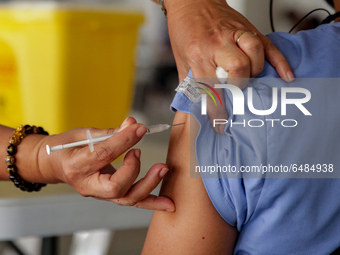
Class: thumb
83,123,147,168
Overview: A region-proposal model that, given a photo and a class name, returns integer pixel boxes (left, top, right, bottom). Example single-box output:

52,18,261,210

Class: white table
0,182,153,254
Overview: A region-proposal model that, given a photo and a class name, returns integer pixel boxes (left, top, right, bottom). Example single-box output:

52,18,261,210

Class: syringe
46,123,184,155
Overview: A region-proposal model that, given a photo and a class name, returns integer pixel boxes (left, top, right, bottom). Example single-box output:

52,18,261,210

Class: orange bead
9,136,20,145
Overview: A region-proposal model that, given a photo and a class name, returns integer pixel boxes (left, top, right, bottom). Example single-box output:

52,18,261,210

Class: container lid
0,1,144,16
0,2,144,27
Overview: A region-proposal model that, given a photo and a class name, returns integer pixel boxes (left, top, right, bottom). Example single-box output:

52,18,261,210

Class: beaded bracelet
5,125,49,192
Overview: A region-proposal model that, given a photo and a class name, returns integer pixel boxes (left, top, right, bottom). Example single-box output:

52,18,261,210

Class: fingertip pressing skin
110,163,174,211
135,196,176,212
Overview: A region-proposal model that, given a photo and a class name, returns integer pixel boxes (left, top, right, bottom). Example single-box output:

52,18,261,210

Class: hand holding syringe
46,123,184,155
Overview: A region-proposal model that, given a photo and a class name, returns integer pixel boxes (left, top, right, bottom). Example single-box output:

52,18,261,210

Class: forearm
0,125,49,183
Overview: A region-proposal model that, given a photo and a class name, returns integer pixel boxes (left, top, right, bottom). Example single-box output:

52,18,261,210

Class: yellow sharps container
0,3,144,134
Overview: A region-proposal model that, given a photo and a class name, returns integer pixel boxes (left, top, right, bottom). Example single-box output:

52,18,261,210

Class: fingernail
134,149,141,160
285,71,295,82
136,125,147,138
120,117,129,128
165,208,175,212
159,168,169,178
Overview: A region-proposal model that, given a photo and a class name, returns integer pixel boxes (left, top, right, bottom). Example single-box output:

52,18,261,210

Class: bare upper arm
142,112,237,254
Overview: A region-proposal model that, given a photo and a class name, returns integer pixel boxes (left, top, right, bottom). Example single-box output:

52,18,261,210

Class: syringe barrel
146,124,170,134
46,124,173,155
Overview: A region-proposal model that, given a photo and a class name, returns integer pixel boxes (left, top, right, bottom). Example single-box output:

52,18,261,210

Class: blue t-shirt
171,23,340,255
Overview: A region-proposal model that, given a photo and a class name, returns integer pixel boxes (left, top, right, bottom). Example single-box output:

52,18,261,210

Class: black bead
8,170,18,177
24,125,33,134
19,186,27,191
26,183,34,190
7,165,17,172
37,127,44,134
13,180,21,185
7,144,17,155
9,175,18,182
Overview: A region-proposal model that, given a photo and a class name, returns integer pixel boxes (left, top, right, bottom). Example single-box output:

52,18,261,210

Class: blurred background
0,0,334,254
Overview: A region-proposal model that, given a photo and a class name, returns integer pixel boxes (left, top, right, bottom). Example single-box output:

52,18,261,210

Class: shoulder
259,23,340,78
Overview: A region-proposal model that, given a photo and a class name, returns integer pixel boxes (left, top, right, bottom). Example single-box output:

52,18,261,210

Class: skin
142,112,237,254
0,117,175,212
